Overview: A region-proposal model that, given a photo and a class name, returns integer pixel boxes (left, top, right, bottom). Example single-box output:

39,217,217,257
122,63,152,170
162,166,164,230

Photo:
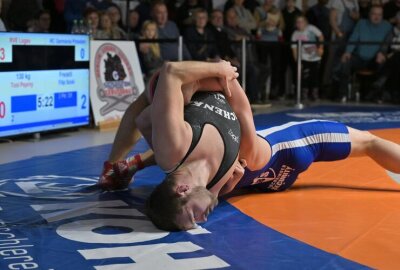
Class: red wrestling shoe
98,155,144,190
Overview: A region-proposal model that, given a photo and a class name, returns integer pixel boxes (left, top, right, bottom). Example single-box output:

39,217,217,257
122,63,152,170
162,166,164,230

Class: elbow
161,61,184,81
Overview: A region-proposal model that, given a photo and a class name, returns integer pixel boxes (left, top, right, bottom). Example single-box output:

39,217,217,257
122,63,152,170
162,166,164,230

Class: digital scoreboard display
0,32,90,138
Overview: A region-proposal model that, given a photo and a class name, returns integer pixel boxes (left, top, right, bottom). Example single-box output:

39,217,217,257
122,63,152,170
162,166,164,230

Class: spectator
328,0,359,40
231,0,258,34
292,15,325,100
107,5,126,34
6,0,41,31
253,0,285,99
282,0,302,41
306,0,331,96
307,0,331,40
64,0,87,32
135,0,152,28
139,20,164,81
373,11,400,102
359,0,371,19
254,0,284,31
97,11,125,39
209,9,240,65
184,8,219,61
337,5,392,102
127,9,140,39
326,0,359,88
86,0,114,11
383,0,400,24
225,8,269,103
177,0,205,31
28,10,52,33
43,0,67,33
0,0,6,31
151,1,191,61
282,0,303,97
84,7,100,38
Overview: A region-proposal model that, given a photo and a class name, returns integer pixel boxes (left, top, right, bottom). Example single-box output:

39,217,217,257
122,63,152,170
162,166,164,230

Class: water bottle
86,19,93,38
71,19,78,34
79,20,87,34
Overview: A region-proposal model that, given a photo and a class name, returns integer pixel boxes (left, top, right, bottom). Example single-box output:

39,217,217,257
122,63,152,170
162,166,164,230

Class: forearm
167,61,225,85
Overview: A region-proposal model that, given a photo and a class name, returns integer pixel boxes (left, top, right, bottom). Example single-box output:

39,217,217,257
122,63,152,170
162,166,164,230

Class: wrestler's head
146,173,218,231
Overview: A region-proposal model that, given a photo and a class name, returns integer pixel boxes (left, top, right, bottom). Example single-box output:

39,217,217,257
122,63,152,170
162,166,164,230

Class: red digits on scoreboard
0,48,5,61
0,101,5,119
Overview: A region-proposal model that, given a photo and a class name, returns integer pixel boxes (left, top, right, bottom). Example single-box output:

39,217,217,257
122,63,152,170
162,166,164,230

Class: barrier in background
90,40,144,129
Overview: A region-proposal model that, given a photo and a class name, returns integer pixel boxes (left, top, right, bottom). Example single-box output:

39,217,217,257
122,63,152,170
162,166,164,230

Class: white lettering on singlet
188,101,237,121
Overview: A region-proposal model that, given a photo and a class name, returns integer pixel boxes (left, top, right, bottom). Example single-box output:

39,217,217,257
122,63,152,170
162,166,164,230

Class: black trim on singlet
166,92,241,190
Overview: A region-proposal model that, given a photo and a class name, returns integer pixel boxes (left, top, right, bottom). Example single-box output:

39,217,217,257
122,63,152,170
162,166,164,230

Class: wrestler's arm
151,61,238,169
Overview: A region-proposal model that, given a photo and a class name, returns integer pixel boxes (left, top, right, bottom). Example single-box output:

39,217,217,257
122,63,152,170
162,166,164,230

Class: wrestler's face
175,186,218,230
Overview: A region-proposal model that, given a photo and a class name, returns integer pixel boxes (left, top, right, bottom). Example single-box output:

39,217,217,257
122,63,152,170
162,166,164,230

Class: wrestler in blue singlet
236,120,351,192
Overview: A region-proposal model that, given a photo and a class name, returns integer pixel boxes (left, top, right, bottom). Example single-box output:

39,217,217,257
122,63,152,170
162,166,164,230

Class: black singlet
166,92,241,189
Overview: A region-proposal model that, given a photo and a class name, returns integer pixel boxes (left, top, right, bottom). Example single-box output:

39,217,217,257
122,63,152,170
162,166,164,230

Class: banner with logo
90,40,144,125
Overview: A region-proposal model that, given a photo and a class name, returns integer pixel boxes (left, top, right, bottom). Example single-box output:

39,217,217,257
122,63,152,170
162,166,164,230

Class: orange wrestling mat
229,128,400,269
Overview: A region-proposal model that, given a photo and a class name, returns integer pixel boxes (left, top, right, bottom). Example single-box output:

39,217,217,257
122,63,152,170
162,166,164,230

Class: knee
363,131,378,153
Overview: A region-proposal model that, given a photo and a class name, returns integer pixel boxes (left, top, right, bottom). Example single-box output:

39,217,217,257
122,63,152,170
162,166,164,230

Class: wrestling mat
1,105,400,269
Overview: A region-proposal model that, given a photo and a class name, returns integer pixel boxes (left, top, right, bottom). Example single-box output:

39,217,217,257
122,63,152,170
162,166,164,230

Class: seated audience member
230,0,257,34
359,0,371,19
373,11,400,102
184,8,219,61
291,15,325,101
337,5,392,102
225,8,269,103
383,0,400,24
139,20,164,82
151,1,191,61
28,10,52,33
127,9,141,39
177,0,205,31
86,0,114,11
97,11,125,39
209,9,239,65
107,5,126,37
84,7,101,38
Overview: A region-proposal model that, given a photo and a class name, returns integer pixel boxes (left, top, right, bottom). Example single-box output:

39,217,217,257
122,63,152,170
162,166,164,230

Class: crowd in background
1,0,400,104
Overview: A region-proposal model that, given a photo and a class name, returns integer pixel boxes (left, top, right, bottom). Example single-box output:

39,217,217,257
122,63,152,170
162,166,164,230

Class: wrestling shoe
98,155,144,190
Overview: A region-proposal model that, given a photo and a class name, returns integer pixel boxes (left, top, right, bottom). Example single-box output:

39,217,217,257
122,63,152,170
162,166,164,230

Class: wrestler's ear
176,184,190,197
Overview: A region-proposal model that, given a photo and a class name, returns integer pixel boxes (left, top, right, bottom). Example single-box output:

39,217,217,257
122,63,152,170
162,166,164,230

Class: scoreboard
0,32,90,137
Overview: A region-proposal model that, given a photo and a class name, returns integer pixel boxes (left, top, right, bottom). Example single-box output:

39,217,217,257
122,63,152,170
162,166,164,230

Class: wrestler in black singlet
166,92,241,189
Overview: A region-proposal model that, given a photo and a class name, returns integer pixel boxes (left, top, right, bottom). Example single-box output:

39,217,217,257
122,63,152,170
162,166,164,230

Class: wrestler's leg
99,93,151,189
348,127,400,173
108,93,149,162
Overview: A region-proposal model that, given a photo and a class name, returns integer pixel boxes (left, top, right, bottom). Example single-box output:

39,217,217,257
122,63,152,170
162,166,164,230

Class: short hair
83,7,99,19
151,0,167,11
370,4,383,11
146,175,186,231
35,9,50,20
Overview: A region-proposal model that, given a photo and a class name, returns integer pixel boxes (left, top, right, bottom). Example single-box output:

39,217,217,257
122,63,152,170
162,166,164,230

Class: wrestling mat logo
0,174,230,270
94,43,140,115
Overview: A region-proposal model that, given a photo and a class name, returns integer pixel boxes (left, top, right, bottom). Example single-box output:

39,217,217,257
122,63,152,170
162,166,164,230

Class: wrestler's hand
218,60,239,97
